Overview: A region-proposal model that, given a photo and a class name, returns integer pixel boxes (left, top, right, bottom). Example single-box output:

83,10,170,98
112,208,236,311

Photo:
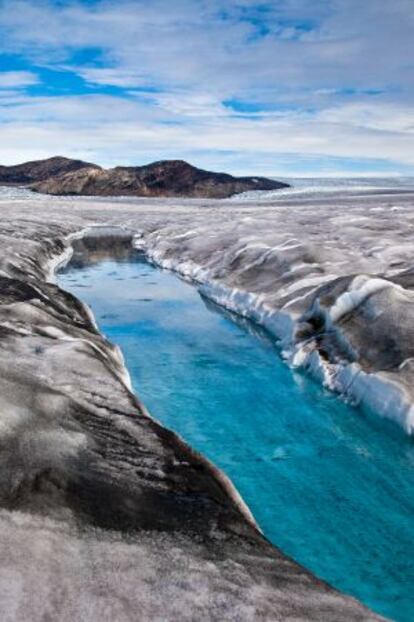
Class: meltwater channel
58,250,414,622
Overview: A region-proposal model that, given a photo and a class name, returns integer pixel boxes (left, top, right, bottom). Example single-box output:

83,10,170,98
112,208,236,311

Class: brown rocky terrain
0,155,98,185
25,158,288,198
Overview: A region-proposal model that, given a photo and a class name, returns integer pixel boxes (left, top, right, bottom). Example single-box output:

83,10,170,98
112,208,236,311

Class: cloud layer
0,0,413,174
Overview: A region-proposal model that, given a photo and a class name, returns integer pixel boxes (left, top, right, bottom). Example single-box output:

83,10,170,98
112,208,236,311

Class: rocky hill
0,156,289,199
31,159,289,198
0,156,288,198
0,156,99,185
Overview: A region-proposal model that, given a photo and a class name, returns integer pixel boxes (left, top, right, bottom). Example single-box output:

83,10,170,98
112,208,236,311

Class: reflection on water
59,252,414,622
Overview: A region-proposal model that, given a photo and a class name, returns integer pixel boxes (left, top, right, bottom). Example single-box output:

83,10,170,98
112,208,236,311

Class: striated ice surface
0,179,411,619
229,176,414,202
3,179,414,434
3,179,414,432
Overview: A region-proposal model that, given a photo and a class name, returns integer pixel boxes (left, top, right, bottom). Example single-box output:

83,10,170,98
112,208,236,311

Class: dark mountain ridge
0,156,290,198
0,156,99,185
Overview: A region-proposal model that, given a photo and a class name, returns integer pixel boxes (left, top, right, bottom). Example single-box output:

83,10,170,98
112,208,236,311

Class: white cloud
0,71,39,89
318,103,414,134
153,92,228,117
78,68,152,89
0,91,413,172
1,0,412,93
0,0,413,173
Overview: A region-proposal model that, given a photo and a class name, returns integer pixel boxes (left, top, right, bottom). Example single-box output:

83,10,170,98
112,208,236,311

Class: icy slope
126,191,414,434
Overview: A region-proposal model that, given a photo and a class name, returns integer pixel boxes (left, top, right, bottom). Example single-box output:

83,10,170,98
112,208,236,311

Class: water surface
59,252,414,621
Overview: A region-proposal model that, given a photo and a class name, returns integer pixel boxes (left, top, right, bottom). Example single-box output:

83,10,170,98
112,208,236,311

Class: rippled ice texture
231,176,414,201
59,254,414,622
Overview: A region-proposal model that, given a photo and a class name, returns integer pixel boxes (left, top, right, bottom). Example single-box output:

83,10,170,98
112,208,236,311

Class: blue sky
0,0,413,176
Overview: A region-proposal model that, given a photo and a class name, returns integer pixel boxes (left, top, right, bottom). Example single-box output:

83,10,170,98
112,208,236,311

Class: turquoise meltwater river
59,251,414,621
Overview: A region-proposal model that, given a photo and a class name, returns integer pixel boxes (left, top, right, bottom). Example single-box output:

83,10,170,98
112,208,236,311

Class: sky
0,0,413,176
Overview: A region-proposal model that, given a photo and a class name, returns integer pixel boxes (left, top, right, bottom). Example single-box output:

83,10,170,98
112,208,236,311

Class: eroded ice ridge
126,191,414,434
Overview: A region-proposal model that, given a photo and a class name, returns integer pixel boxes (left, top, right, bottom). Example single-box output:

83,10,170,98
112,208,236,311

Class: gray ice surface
0,186,400,620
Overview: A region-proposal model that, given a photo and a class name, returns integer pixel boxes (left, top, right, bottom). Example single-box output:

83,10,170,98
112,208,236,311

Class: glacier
0,180,410,619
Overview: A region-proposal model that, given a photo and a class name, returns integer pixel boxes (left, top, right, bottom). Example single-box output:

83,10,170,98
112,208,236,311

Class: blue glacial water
59,252,414,622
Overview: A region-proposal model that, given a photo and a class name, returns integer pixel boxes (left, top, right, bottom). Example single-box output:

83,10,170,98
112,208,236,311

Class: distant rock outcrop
0,156,99,185
25,158,289,198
